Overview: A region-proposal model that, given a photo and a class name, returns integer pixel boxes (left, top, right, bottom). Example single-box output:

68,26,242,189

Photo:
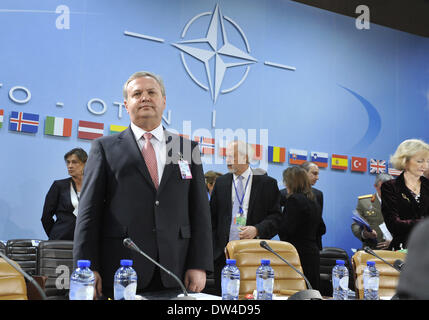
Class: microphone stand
0,251,47,300
363,247,401,272
123,238,195,300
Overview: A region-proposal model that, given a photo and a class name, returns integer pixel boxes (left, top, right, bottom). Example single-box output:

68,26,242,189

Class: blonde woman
381,139,429,250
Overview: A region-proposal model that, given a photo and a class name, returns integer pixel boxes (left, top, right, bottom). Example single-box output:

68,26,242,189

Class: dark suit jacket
279,187,325,250
210,171,282,260
41,178,77,240
73,127,213,291
278,193,322,289
381,173,429,250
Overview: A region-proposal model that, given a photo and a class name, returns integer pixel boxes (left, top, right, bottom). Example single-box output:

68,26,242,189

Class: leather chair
319,247,355,297
6,239,42,276
352,249,406,299
37,240,74,300
0,257,27,300
225,239,307,298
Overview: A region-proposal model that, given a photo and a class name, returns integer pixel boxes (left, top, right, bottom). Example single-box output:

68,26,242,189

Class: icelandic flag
311,151,328,168
289,149,308,165
9,111,39,133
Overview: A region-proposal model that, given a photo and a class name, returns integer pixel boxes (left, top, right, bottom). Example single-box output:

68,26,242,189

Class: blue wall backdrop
0,0,428,258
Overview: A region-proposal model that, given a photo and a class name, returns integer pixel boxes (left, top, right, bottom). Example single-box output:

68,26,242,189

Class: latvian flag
45,116,72,137
311,151,328,168
369,159,386,174
194,136,215,155
78,120,104,140
109,124,127,135
9,111,39,133
0,109,3,128
268,146,286,163
289,149,308,165
388,167,402,177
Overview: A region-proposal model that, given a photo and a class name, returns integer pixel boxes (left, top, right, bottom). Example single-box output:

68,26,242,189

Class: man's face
226,143,248,174
124,76,166,130
307,165,319,186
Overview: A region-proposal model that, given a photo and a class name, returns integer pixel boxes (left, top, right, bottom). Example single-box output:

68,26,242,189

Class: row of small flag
0,110,126,140
0,110,401,176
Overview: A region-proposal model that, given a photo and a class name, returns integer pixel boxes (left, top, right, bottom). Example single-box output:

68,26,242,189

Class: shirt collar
233,166,252,181
130,122,164,143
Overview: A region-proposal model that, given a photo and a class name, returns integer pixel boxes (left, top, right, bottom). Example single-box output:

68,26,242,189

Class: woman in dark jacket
41,148,88,240
381,139,429,250
279,166,322,290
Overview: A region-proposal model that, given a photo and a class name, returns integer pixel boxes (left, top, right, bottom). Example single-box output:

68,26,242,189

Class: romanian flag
289,149,308,165
0,109,3,128
109,124,127,135
45,116,72,137
268,146,286,163
332,154,348,170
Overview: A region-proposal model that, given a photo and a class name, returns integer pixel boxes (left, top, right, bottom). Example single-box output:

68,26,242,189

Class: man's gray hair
123,71,166,99
375,173,394,185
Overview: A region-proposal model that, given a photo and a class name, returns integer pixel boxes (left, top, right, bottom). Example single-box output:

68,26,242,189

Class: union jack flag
194,136,215,155
370,159,386,174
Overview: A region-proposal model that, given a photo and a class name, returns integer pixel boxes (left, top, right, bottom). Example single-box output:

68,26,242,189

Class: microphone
123,238,195,300
393,259,405,271
259,241,322,300
363,247,401,272
0,251,47,300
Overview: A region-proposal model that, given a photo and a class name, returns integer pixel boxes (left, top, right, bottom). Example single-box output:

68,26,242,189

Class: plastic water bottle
256,259,275,300
332,259,349,300
221,259,240,300
69,260,95,300
363,261,379,300
114,259,138,300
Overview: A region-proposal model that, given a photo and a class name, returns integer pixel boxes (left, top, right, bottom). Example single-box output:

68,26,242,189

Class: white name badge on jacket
178,160,192,179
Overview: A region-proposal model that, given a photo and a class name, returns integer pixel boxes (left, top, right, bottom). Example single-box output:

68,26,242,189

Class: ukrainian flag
268,146,286,163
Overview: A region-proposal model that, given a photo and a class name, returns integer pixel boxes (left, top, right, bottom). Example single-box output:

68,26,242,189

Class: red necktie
142,132,159,189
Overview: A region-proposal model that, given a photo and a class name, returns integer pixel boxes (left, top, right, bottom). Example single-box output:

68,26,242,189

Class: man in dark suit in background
210,140,282,295
73,71,213,299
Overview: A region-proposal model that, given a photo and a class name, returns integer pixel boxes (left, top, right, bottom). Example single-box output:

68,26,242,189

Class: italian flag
45,116,72,137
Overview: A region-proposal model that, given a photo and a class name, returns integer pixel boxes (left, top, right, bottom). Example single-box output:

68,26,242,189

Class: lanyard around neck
233,173,251,214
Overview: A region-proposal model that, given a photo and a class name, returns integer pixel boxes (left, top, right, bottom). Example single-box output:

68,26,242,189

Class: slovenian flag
109,124,128,135
268,146,286,163
44,116,72,137
0,109,3,128
289,149,308,165
311,151,328,168
9,111,39,133
78,120,104,140
331,154,348,170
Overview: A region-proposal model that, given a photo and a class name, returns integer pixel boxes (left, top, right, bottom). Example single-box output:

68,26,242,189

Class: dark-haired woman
41,148,88,240
278,166,323,290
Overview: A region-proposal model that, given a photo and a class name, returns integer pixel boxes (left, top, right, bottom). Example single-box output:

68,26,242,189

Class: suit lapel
247,172,261,220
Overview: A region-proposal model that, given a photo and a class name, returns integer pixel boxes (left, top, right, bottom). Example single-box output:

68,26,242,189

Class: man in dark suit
210,140,282,295
73,71,213,299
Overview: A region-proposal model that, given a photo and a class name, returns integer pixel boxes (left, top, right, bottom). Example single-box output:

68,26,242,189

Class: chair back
37,240,74,299
0,241,6,256
0,257,27,300
319,247,354,297
352,250,406,299
225,239,307,297
6,239,42,276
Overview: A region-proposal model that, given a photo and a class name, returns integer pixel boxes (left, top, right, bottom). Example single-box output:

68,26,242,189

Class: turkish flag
351,156,367,172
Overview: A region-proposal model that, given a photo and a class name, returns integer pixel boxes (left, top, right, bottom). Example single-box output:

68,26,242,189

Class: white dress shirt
130,122,166,186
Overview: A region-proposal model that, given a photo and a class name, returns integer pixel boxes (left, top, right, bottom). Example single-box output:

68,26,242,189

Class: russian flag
289,149,308,165
311,151,328,168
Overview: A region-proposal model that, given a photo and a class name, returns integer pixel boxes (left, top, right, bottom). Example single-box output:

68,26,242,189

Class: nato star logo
124,3,295,104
